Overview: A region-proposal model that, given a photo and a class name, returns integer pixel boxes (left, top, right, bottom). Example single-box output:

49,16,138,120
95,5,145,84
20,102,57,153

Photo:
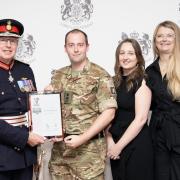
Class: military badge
64,91,73,104
8,71,14,83
6,20,12,31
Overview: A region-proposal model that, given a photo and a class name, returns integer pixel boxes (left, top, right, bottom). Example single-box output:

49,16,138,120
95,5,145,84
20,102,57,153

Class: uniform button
13,85,16,87
18,97,21,101
14,147,21,151
19,112,22,114
1,92,4,95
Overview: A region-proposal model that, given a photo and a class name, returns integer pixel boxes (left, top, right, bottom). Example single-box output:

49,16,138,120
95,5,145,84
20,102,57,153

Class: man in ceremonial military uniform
47,29,117,180
0,18,45,180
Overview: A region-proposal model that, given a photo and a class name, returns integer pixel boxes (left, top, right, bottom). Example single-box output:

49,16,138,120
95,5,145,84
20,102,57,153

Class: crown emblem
6,20,12,31
130,31,139,39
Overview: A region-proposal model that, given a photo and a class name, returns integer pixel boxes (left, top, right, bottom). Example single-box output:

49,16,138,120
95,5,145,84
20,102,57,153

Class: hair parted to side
65,29,89,45
153,20,180,100
114,38,145,91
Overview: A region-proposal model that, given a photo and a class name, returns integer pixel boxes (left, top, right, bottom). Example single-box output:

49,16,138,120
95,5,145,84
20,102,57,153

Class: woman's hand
107,144,122,160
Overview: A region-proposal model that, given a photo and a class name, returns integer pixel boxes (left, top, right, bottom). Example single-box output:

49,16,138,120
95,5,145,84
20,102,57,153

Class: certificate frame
28,92,63,137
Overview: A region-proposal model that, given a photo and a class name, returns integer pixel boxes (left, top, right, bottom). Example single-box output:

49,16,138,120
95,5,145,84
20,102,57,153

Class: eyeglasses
155,34,175,41
0,37,18,45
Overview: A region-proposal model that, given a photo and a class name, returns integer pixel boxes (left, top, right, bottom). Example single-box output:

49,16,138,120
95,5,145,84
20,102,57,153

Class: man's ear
64,45,67,53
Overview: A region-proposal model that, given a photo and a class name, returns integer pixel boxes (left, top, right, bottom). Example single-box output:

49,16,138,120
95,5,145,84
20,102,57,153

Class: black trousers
0,166,33,180
155,122,180,180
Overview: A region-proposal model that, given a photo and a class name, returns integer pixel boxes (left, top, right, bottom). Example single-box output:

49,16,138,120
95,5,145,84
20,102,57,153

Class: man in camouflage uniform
48,29,117,180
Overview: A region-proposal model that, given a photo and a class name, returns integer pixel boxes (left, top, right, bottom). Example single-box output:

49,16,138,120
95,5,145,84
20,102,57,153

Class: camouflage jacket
51,60,117,134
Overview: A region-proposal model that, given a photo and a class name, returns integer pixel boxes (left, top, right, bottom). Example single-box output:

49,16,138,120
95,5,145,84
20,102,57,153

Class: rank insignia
64,91,73,104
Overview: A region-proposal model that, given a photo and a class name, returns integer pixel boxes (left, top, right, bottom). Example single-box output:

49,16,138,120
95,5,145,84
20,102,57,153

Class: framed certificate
28,92,63,137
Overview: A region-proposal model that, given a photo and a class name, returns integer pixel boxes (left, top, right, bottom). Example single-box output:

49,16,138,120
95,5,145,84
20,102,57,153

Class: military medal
17,78,35,92
8,71,14,83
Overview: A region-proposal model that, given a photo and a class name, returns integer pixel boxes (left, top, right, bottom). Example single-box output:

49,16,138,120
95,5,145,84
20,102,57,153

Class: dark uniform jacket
0,60,37,171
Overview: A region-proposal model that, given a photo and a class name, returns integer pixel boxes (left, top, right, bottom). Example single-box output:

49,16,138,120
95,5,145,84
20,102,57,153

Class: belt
64,131,104,140
0,114,28,127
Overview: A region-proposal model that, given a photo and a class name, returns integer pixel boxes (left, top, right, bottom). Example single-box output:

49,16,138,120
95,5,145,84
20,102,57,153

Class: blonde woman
146,21,180,180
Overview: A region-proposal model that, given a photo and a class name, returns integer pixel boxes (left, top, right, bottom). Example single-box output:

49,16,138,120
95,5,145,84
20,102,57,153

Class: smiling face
64,32,89,66
155,26,175,55
118,42,138,75
0,36,18,64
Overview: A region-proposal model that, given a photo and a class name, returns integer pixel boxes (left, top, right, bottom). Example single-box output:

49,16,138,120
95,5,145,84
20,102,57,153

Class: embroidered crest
61,0,93,28
15,34,36,64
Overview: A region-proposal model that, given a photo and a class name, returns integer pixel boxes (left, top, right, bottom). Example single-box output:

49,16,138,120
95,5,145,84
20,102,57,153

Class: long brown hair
153,21,180,100
114,38,145,91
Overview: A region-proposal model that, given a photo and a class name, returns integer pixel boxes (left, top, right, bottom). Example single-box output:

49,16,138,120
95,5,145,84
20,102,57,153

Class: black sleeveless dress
109,76,154,180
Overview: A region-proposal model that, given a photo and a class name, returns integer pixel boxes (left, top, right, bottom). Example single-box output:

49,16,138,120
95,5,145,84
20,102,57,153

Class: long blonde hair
153,21,180,100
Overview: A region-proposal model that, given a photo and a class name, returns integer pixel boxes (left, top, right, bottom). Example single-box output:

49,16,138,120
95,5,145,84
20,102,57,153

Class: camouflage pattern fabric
49,138,106,180
49,60,117,179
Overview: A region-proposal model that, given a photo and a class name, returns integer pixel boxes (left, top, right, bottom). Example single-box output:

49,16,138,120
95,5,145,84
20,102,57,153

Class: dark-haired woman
107,38,154,180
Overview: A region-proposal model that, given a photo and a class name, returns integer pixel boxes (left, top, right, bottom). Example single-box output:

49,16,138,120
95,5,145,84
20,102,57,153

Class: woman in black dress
107,38,154,180
146,21,180,180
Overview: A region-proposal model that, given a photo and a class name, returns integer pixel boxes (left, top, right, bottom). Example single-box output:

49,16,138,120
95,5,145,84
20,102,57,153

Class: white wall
1,1,179,179
1,0,179,90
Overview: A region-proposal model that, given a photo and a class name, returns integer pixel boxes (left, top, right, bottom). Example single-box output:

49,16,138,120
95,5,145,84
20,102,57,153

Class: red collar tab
0,60,14,70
